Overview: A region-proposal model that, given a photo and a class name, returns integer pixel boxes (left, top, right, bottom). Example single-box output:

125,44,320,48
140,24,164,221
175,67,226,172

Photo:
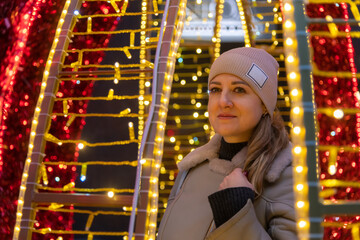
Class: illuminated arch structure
4,0,360,240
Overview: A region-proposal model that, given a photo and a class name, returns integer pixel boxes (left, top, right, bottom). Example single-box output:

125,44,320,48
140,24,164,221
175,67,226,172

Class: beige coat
157,134,298,240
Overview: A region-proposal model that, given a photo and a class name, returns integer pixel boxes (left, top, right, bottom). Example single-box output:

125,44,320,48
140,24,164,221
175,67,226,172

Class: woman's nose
219,91,233,108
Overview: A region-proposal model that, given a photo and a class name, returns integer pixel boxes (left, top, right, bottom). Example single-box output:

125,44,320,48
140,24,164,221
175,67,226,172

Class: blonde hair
244,109,289,196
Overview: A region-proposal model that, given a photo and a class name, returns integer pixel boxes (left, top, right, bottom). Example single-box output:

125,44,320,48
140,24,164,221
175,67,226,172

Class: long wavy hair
244,109,289,196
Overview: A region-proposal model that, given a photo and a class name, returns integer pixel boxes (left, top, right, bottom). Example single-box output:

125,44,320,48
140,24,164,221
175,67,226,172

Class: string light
10,0,165,239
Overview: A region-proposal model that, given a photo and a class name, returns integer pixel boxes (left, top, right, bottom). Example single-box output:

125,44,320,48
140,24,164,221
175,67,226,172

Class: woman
157,47,298,239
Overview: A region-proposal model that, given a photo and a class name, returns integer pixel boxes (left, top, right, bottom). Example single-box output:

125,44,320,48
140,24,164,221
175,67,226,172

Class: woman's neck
218,137,247,161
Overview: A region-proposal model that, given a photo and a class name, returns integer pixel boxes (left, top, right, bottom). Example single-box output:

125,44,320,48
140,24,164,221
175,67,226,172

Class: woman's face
208,74,264,143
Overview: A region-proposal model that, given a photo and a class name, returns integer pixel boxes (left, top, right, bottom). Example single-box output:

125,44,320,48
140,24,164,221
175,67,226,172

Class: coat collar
177,134,293,183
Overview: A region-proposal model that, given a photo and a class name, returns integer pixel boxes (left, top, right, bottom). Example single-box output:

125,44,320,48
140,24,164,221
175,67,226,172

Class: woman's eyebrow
232,81,249,86
209,80,250,86
209,81,221,85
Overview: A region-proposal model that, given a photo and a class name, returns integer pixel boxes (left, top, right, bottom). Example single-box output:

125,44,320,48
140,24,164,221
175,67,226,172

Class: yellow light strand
13,1,73,238
31,229,128,236
37,186,135,193
128,122,135,140
213,0,224,59
307,0,360,23
312,63,360,78
44,133,139,147
320,179,360,188
121,0,128,14
123,47,132,59
107,89,114,100
43,160,137,167
85,214,95,231
110,0,120,13
87,17,92,33
310,30,360,39
81,164,87,180
153,0,159,14
130,32,135,47
53,113,145,118
60,76,152,81
72,27,160,35
40,164,49,186
352,226,360,240
54,95,150,101
62,100,68,116
236,0,251,47
77,11,164,19
318,145,360,153
281,0,310,238
62,63,148,68
36,206,132,216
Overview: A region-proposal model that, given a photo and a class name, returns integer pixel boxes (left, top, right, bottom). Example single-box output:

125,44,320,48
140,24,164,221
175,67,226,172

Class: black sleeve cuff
208,187,255,227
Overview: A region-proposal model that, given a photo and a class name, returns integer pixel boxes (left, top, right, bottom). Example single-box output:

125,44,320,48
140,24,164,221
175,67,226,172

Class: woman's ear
262,105,267,115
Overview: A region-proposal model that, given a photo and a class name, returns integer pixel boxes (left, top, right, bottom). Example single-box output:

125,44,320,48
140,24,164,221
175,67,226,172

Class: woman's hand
219,168,254,191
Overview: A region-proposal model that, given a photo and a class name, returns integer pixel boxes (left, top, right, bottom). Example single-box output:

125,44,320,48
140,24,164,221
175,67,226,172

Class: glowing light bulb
296,201,305,208
294,146,302,154
333,109,344,119
298,220,307,228
284,3,292,11
293,107,300,115
291,89,299,97
108,191,114,198
287,55,295,63
285,38,293,46
289,72,297,79
285,20,293,29
293,126,301,135
296,184,304,191
328,165,337,175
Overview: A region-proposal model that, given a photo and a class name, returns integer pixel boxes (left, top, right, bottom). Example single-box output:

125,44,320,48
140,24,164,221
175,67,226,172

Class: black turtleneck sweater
208,138,255,228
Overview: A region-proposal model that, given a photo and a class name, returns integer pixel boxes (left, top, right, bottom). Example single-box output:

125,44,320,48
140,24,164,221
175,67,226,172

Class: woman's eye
234,87,245,93
209,87,221,93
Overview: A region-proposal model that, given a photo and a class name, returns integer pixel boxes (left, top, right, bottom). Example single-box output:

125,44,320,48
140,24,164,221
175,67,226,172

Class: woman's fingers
219,168,254,190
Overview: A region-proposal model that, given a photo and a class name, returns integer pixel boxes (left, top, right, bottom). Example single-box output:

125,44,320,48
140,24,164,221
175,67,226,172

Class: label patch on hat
246,63,268,88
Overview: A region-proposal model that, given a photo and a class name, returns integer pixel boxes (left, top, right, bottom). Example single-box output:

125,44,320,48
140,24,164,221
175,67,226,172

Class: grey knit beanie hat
208,47,279,119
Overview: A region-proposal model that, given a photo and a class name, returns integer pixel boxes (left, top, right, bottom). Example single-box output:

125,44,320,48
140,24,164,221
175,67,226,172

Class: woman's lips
217,114,236,119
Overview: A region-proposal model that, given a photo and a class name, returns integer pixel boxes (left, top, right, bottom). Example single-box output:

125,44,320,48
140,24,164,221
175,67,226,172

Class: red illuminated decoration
0,0,120,239
308,2,360,199
307,2,360,239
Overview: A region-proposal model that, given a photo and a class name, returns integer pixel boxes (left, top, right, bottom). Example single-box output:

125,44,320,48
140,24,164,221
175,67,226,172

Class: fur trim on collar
177,134,293,183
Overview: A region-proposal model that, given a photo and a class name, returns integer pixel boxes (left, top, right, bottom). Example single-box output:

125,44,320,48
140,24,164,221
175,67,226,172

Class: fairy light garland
213,0,224,59
10,0,169,239
138,0,148,143
281,0,311,239
0,0,42,176
13,1,73,239
6,0,359,239
236,0,252,47
129,0,187,238
306,3,360,239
